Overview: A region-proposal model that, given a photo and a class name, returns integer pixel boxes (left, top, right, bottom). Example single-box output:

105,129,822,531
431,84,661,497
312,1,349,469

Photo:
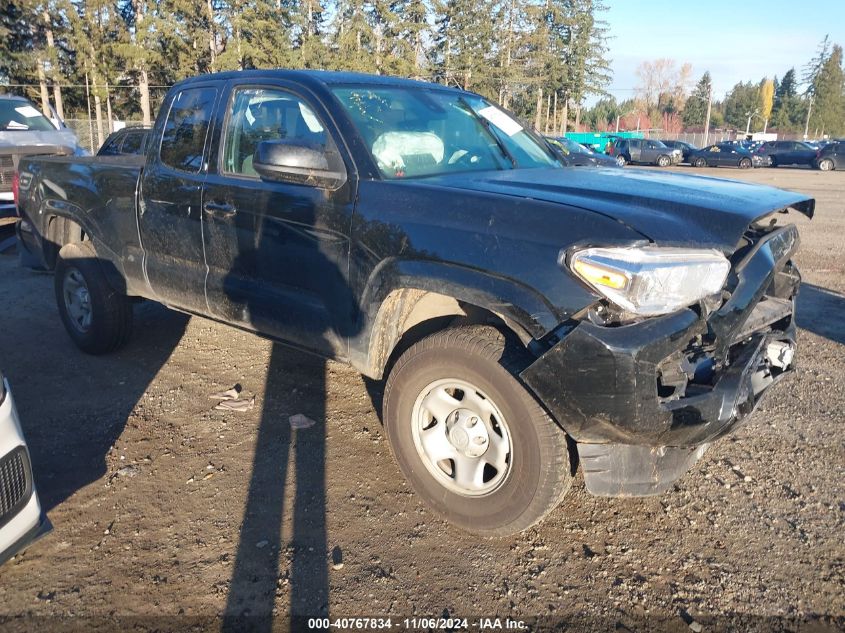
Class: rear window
99,136,122,156
160,87,217,172
121,133,145,154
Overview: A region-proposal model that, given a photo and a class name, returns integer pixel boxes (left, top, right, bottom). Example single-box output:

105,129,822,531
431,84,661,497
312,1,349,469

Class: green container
558,131,645,153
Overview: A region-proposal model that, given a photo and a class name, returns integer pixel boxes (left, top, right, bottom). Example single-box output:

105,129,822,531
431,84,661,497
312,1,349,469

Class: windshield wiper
457,97,518,169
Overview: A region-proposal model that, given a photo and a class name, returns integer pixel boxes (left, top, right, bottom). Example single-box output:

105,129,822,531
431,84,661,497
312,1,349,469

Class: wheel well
366,289,534,380
43,215,87,269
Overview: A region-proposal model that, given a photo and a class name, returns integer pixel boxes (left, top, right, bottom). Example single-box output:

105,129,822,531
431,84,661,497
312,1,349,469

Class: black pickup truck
16,70,814,535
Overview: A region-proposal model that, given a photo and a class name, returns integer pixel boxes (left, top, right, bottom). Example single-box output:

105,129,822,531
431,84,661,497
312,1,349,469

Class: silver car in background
0,371,50,565
0,95,82,218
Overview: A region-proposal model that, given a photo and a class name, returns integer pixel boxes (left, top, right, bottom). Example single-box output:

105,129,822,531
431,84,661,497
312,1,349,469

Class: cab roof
174,69,463,93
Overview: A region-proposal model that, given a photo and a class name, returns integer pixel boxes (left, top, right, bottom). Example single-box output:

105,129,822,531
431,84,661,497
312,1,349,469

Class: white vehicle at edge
0,371,49,565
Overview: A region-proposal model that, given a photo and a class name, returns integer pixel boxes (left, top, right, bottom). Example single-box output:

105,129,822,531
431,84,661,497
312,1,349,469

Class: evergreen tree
327,0,375,72
432,0,497,96
682,71,711,127
771,67,800,131
722,81,761,130
388,0,429,76
809,44,845,135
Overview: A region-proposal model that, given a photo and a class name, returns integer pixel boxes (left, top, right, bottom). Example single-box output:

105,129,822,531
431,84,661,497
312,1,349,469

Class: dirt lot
0,166,843,632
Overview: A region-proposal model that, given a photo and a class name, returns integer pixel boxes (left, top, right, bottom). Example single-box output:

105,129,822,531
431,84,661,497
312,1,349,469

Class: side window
99,136,120,156
160,87,217,173
122,133,143,155
222,87,329,177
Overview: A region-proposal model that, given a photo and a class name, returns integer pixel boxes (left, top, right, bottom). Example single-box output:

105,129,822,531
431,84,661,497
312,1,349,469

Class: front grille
0,446,33,528
0,156,14,193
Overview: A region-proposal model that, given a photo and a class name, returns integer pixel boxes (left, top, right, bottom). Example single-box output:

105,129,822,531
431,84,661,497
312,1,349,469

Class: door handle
202,201,237,218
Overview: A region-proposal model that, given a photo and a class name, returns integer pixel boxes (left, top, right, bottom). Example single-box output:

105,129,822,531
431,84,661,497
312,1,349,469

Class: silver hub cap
63,268,92,333
820,159,832,171
411,378,512,497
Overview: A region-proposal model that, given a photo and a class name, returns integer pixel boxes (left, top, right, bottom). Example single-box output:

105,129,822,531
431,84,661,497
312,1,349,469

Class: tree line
583,37,845,139
1,0,612,144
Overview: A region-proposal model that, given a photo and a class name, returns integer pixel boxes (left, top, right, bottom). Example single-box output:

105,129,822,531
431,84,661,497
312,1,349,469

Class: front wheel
818,158,834,171
739,157,752,169
656,154,670,167
694,157,707,168
55,242,134,354
615,155,626,166
383,326,573,535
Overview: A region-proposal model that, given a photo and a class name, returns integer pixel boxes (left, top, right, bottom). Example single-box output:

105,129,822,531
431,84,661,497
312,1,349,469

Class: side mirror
252,140,346,190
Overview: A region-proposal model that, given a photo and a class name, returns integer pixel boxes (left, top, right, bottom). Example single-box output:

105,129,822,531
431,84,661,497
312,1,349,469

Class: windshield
331,86,560,178
550,137,591,155
0,99,57,131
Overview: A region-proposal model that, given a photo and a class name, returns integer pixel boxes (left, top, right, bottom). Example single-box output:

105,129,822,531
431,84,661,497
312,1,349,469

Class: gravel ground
0,166,842,632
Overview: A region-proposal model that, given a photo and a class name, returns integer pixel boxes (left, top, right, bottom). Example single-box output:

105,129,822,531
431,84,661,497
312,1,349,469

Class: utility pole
703,84,712,146
803,96,814,139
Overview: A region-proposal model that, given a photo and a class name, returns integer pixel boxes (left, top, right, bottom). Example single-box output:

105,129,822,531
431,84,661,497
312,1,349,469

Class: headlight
568,246,731,316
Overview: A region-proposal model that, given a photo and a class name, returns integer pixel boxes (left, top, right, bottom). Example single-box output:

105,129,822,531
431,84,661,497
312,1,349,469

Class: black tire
383,325,573,535
615,154,627,166
656,154,670,167
818,158,835,171
55,241,134,354
694,157,707,168
770,156,778,167
739,157,752,169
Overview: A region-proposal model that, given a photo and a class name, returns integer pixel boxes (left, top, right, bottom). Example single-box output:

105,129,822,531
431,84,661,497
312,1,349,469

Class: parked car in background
546,136,619,167
0,370,50,564
813,141,843,171
688,143,769,169
608,138,682,166
755,140,817,167
97,127,151,157
659,140,698,163
1,95,83,218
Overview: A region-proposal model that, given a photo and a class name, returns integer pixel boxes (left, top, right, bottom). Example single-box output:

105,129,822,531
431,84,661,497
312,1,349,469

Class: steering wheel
448,149,482,167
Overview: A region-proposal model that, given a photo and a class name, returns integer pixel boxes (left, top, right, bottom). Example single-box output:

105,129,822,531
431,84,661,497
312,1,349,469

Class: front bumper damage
522,223,802,497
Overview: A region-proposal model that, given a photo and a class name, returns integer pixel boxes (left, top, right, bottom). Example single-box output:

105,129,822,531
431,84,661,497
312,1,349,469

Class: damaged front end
521,214,807,497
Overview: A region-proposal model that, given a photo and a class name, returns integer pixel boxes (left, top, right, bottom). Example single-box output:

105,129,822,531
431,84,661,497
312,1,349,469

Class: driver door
200,81,358,357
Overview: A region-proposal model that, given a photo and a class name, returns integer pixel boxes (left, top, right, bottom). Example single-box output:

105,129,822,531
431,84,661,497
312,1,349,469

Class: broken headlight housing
568,246,731,317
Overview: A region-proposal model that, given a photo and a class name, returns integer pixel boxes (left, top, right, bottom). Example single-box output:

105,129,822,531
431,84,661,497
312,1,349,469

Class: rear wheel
656,155,670,167
55,242,134,354
383,325,573,535
770,156,778,167
818,158,834,171
739,157,752,169
694,157,707,168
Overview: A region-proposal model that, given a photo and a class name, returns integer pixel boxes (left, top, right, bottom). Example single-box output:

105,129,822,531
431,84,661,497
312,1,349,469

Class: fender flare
352,258,562,378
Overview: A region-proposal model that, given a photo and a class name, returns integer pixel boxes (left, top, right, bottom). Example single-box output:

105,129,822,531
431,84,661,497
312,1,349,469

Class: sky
599,0,845,104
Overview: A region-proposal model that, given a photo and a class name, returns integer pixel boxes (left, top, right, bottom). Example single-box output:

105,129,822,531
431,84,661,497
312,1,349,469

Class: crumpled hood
425,167,814,252
0,129,80,154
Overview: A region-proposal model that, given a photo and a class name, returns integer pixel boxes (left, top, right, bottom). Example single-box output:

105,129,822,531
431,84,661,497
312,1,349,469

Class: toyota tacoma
15,70,813,534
